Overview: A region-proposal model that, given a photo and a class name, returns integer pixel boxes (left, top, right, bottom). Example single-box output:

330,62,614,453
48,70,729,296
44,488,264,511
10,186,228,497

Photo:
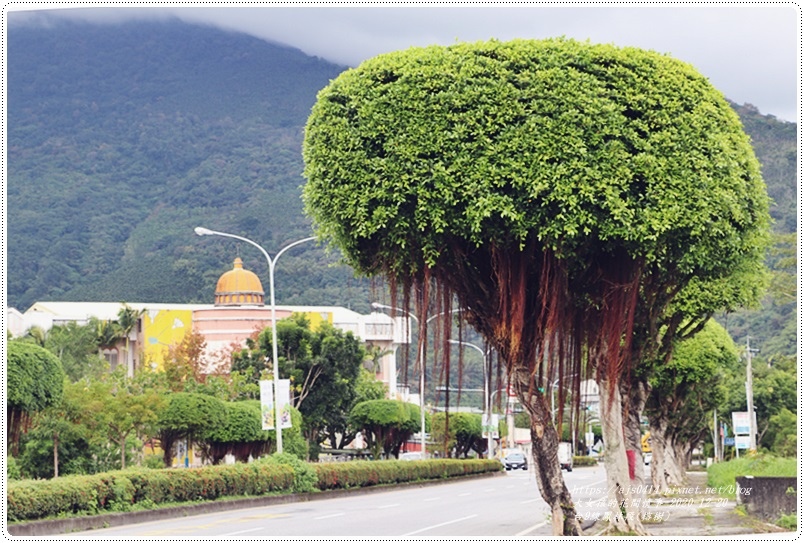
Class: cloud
7,5,799,121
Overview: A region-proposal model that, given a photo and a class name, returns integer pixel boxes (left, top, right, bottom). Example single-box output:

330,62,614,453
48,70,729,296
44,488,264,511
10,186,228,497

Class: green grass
776,513,797,531
707,455,797,496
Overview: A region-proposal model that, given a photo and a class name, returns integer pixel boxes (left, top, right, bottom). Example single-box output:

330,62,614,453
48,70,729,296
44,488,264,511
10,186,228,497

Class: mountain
6,20,797,357
7,18,374,312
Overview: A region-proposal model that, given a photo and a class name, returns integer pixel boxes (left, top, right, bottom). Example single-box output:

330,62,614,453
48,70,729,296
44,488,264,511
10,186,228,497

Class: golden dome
214,257,265,306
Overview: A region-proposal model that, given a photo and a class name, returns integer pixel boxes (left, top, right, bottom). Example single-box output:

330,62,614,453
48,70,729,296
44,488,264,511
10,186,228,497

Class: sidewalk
581,472,791,537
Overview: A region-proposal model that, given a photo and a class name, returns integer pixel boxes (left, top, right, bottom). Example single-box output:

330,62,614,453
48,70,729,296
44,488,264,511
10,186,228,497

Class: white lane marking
458,492,471,496
217,527,264,537
424,497,440,502
521,498,541,504
315,513,345,520
401,515,478,536
377,503,400,509
515,520,548,536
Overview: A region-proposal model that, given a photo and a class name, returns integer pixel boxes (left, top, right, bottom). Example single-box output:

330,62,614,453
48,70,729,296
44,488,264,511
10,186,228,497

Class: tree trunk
598,377,647,535
621,378,649,517
513,368,582,536
649,419,686,492
53,432,60,478
120,435,127,470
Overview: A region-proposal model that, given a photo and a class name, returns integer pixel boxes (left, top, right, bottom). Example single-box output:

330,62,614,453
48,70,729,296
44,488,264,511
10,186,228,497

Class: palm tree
117,303,145,377
364,344,392,373
92,317,122,371
22,325,47,347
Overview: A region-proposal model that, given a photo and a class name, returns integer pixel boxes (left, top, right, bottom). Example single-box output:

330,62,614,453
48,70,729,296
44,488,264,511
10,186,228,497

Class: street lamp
448,339,494,459
371,303,461,457
195,227,315,453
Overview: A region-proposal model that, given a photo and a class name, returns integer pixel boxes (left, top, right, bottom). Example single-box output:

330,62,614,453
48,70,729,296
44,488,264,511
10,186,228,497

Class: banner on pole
260,379,293,430
482,414,500,438
275,379,292,429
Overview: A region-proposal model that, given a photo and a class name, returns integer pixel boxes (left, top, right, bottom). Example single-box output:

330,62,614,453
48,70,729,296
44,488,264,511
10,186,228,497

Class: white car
399,452,424,461
644,453,652,466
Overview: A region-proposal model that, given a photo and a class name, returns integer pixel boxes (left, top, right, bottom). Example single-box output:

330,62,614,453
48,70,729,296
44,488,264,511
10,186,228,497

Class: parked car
644,452,652,466
399,452,424,461
503,451,528,470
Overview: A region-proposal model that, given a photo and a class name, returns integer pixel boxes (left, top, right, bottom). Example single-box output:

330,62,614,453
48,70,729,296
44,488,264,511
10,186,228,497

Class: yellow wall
303,310,334,330
142,309,194,370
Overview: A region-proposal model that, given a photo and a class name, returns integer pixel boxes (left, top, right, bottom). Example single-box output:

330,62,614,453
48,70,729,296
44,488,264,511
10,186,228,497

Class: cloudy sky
8,3,800,122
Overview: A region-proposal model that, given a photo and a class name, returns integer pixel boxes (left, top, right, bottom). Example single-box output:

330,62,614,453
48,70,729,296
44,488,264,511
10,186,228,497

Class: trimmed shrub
258,453,318,494
7,456,22,481
7,458,497,522
313,458,500,490
7,462,295,522
572,456,599,467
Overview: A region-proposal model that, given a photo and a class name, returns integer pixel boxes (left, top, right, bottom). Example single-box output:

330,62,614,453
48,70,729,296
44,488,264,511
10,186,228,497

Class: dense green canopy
304,38,768,282
7,340,65,454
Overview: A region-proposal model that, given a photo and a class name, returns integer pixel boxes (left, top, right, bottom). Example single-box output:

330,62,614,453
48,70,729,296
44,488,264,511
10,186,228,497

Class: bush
7,463,295,522
314,458,500,490
141,455,164,470
572,456,598,467
7,456,22,480
707,454,797,495
7,458,498,522
776,513,797,531
258,453,318,494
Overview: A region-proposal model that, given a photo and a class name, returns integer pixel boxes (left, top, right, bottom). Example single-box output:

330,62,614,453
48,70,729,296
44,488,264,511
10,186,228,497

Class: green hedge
8,458,501,522
314,459,501,490
572,456,599,467
8,463,294,522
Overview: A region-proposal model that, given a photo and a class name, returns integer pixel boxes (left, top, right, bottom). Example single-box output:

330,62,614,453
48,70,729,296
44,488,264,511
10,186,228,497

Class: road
64,466,609,538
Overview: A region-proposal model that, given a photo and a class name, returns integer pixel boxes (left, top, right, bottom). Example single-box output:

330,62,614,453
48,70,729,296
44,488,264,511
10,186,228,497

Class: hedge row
8,462,294,522
314,459,501,490
572,456,599,467
8,458,501,522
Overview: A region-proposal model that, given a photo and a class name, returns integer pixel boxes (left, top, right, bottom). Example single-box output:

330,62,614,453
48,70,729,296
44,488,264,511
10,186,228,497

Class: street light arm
274,236,317,266
371,302,419,322
448,339,484,357
194,227,272,266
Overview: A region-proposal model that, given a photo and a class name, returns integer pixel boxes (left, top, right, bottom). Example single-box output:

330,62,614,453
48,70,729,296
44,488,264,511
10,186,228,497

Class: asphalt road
64,466,609,538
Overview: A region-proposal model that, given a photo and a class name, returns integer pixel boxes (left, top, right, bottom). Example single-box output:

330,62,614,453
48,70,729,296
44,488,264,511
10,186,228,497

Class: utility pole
712,409,718,463
745,336,758,451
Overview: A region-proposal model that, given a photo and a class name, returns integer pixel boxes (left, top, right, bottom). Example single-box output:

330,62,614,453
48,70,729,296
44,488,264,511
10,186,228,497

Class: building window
103,349,119,371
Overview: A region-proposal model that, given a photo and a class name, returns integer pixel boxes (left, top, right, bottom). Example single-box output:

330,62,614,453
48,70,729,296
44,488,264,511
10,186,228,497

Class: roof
24,301,365,321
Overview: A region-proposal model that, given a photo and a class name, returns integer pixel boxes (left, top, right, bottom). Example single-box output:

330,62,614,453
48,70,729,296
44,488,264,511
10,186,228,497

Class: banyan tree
302,38,770,535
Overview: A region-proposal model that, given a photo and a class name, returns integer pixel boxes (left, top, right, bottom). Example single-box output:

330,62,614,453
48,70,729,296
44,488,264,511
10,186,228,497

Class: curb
7,471,503,536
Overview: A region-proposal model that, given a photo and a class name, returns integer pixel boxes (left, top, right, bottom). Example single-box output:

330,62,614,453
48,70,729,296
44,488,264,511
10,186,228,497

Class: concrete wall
736,476,797,520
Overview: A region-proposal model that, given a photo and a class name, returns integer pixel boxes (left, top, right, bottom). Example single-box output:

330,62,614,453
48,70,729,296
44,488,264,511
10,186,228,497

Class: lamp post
195,227,315,453
372,303,461,457
549,373,578,451
448,339,494,459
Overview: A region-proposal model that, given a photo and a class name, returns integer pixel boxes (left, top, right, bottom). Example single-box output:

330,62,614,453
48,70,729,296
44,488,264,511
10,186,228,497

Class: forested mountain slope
8,19,373,311
7,20,796,356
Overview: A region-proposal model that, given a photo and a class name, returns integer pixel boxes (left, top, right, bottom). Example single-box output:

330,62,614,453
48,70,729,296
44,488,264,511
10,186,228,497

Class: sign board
732,412,751,435
260,379,293,430
734,435,751,450
482,413,500,438
724,437,735,446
